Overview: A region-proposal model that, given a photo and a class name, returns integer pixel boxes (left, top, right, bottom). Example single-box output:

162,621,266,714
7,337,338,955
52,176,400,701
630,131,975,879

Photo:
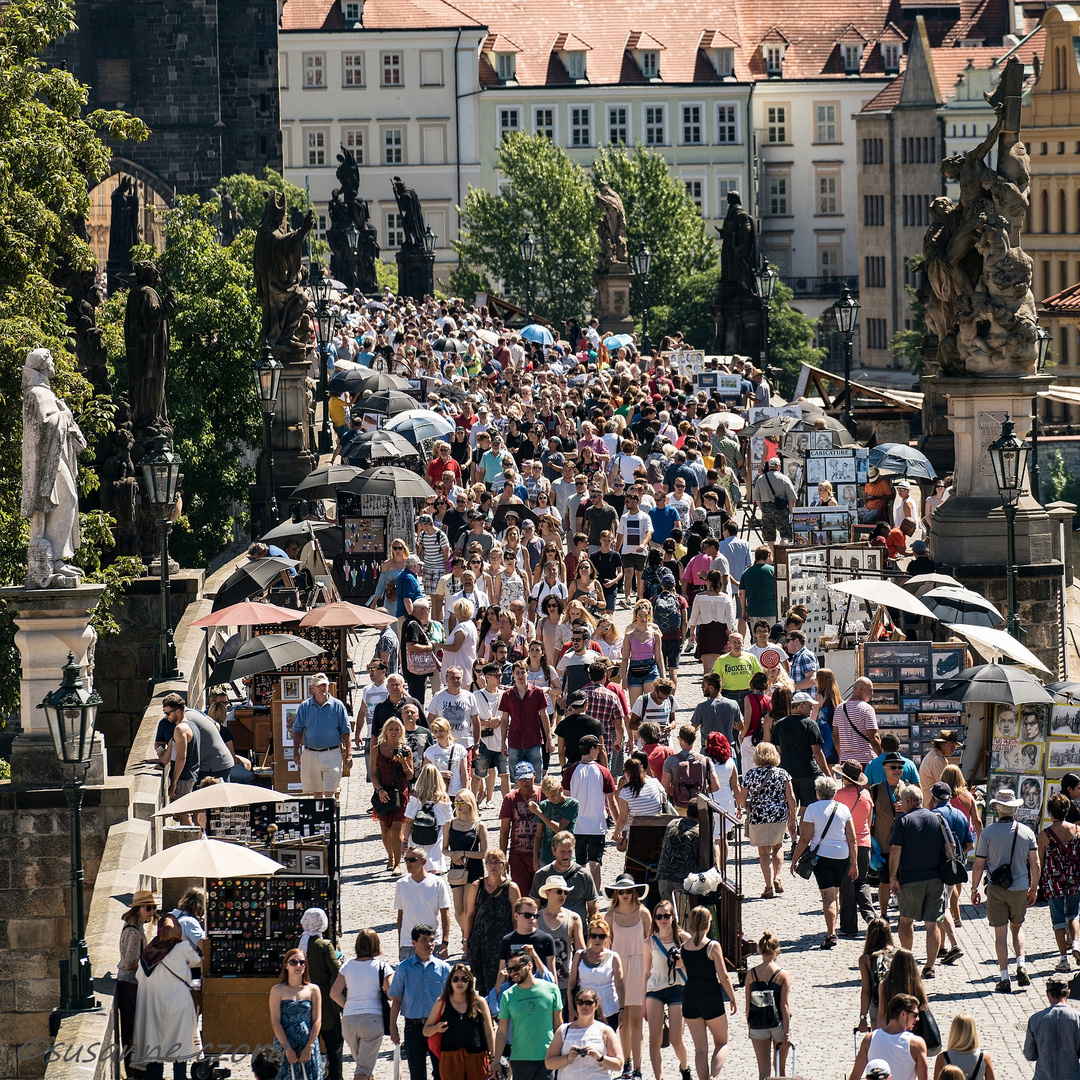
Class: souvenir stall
333,488,389,602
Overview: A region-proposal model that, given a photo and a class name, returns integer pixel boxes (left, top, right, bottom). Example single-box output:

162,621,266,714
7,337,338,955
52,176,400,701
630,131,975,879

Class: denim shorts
1049,893,1080,930
627,660,660,687
646,984,684,1006
473,743,508,778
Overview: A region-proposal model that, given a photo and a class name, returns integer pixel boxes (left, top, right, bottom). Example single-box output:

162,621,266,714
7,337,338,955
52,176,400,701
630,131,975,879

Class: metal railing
781,274,859,298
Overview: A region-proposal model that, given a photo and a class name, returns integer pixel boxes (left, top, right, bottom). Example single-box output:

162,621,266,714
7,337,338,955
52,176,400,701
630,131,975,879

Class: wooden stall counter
201,973,275,1051
228,707,271,761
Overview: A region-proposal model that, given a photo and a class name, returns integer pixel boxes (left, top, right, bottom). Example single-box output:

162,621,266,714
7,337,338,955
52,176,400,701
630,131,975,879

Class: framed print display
280,676,302,702
902,696,922,712
993,704,1020,739
877,713,909,728
991,741,1022,772
987,773,1020,820
1050,704,1080,737
282,705,300,748
870,685,899,708
898,665,929,681
1019,705,1049,742
864,642,930,668
930,647,965,683
1047,738,1080,772
303,675,317,698
717,373,742,397
1015,776,1043,829
810,431,834,450
1017,742,1044,773
903,681,930,697
867,666,896,681
920,699,961,714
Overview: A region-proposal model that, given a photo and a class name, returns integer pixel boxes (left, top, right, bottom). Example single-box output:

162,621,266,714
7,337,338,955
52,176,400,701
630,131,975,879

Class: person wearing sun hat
833,759,876,935
971,785,1040,994
918,729,963,804
118,889,159,1079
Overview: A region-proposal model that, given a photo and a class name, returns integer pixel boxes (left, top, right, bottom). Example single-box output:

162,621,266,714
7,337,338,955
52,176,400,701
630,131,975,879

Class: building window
718,176,740,208
304,53,325,88
867,318,888,350
820,247,840,278
682,105,702,145
842,43,862,74
865,255,886,288
535,107,555,140
715,48,734,76
882,42,901,73
420,50,443,85
768,176,788,216
343,1,361,19
496,52,516,81
684,179,703,212
717,103,738,144
645,105,665,146
640,50,658,78
383,127,403,164
765,46,783,75
862,138,882,165
901,194,930,227
817,173,838,215
570,107,591,147
342,127,365,163
903,257,920,288
864,194,884,226
343,53,363,86
1061,189,1069,234
305,129,327,166
387,213,405,249
566,51,586,79
499,107,521,141
815,103,837,144
766,105,787,144
608,106,628,144
381,53,402,86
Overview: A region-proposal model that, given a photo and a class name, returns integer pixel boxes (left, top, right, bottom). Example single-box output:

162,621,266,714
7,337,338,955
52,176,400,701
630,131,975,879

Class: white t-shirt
428,689,478,746
618,776,666,818
361,682,390,739
423,741,469,795
569,760,612,834
631,692,674,733
666,493,694,528
393,873,453,945
441,624,479,686
532,578,568,606
340,957,389,1017
612,453,644,484
711,758,738,826
474,687,504,751
618,511,652,555
405,796,453,873
801,799,853,860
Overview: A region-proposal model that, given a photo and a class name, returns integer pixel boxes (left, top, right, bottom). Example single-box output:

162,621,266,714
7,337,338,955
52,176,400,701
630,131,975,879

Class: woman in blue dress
270,948,324,1080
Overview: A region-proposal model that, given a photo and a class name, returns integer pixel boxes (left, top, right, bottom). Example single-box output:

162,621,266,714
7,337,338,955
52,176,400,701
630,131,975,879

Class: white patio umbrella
131,837,285,879
153,783,297,818
944,622,1053,675
828,578,938,620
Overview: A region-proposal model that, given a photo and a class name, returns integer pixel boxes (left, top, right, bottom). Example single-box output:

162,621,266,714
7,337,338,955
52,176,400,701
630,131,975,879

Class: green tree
1044,450,1079,521
0,0,149,711
455,132,597,326
591,144,716,303
767,278,827,397
216,168,313,239
649,266,720,347
101,197,262,565
889,256,928,373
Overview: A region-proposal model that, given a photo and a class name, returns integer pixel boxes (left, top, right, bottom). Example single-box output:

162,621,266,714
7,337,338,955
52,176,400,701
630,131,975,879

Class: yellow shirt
711,651,763,692
329,395,348,428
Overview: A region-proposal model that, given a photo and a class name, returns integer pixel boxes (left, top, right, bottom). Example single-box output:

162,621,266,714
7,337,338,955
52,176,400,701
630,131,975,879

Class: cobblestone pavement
331,617,1058,1080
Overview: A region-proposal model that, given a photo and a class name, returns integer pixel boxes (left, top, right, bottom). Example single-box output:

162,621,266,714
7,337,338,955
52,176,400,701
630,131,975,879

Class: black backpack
412,802,439,846
746,967,782,1029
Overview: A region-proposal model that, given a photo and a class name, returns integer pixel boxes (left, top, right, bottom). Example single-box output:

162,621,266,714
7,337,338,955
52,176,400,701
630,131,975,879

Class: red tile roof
1041,281,1080,312
552,32,593,52
626,31,667,52
836,24,870,43
281,0,482,32
483,32,521,52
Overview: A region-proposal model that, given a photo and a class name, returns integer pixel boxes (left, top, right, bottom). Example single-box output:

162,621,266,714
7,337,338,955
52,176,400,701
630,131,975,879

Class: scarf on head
140,917,181,978
298,907,328,955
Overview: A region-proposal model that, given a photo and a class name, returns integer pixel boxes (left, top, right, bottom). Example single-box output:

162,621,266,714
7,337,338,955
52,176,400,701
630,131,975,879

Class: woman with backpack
744,932,791,1080
738,673,772,773
402,763,453,873
935,1015,996,1080
857,918,894,1032
811,669,843,766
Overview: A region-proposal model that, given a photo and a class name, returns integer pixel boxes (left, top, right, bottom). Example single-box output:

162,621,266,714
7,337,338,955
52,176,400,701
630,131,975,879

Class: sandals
821,934,838,950
761,887,775,899
774,879,784,894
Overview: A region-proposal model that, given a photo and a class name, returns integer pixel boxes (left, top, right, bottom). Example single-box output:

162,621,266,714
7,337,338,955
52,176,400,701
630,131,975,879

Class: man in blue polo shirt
396,553,424,643
389,924,451,1080
292,673,351,798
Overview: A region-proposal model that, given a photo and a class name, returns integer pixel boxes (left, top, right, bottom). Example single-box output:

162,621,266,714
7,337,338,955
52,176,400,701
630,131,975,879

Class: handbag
935,811,968,886
447,824,477,886
378,963,392,1035
914,1004,941,1055
427,1000,445,1058
371,759,403,817
407,643,438,676
795,804,839,879
988,823,1019,889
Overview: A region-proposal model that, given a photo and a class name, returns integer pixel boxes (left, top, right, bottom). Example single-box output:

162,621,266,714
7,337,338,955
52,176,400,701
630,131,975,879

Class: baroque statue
21,348,88,588
921,57,1035,376
253,191,316,355
717,190,758,298
391,176,426,249
594,181,628,272
220,190,244,246
328,146,379,292
125,260,176,435
107,175,141,290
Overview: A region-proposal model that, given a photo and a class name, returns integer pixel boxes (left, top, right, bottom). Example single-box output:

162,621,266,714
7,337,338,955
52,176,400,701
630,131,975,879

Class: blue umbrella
605,333,635,350
520,324,554,345
868,443,937,480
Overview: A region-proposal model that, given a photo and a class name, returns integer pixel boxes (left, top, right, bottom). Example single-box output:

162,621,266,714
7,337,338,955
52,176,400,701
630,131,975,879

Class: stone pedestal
593,265,635,335
396,246,434,302
710,288,764,360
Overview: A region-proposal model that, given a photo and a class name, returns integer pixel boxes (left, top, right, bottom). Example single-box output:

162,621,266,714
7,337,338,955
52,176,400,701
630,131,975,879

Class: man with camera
752,457,796,545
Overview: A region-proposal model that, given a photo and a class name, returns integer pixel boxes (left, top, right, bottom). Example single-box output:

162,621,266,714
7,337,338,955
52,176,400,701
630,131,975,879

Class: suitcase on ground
766,1044,808,1079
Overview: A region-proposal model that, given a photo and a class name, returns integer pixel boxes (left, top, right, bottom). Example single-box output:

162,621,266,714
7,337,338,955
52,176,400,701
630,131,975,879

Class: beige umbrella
944,622,1053,675
152,783,297,818
828,577,938,620
131,837,285,879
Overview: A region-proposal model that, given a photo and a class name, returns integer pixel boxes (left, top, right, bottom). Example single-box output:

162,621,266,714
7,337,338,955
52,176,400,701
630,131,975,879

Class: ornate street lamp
346,223,360,292
311,262,335,455
140,434,183,681
252,344,283,531
757,264,778,371
41,654,103,1032
423,226,437,296
519,232,536,325
1030,323,1052,504
632,241,653,356
832,284,861,435
988,413,1031,641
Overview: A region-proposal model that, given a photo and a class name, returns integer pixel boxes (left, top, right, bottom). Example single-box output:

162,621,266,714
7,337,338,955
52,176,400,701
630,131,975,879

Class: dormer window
342,0,361,22
882,41,901,74
764,45,784,75
497,52,516,81
715,48,734,77
640,50,659,78
566,50,586,79
842,43,863,74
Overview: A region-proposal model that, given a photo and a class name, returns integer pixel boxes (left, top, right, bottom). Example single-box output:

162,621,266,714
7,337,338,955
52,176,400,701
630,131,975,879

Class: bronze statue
253,191,316,353
391,176,426,249
124,261,176,434
718,191,758,298
107,175,140,287
220,190,244,246
595,181,628,271
328,147,378,291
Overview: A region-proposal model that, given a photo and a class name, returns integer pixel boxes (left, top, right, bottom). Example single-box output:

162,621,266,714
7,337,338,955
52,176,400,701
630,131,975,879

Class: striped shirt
417,528,449,570
834,699,879,764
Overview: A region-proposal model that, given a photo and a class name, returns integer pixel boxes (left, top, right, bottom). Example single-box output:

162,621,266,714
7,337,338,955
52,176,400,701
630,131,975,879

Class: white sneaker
1056,956,1072,973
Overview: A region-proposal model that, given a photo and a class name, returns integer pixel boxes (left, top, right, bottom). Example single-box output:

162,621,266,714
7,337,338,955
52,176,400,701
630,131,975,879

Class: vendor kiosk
334,489,389,602
200,798,340,1048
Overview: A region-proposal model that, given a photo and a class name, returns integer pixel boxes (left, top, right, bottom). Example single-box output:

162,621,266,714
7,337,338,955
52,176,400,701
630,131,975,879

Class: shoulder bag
378,961,392,1035
841,703,872,746
427,999,445,1057
763,472,788,512
795,803,840,879
406,623,438,675
914,1004,942,1055
987,822,1019,888
936,810,968,885
371,758,404,817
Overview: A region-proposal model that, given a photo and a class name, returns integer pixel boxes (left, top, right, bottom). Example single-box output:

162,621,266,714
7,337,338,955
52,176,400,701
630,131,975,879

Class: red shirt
455,412,476,430
499,685,548,749
426,455,462,486
642,741,674,779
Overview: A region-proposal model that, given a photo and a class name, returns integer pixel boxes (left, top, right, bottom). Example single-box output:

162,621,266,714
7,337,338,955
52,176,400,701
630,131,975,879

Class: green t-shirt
538,797,579,864
503,979,563,1060
712,651,762,692
739,562,776,619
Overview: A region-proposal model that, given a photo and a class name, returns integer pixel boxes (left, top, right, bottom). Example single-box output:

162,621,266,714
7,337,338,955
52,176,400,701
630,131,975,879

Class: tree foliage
100,197,262,566
1044,450,1079,521
591,145,716,302
455,132,598,327
216,168,313,240
767,278,827,398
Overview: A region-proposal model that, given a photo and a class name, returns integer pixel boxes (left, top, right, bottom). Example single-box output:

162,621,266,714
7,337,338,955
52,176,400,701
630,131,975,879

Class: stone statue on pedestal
718,191,758,299
711,190,764,357
220,190,244,246
327,147,380,293
253,192,316,355
107,175,140,291
21,348,88,588
391,175,426,250
595,181,628,272
124,260,176,437
923,57,1035,376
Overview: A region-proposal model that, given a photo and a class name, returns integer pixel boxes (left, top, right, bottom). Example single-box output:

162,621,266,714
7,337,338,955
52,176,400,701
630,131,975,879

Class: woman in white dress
703,733,742,869
545,988,624,1080
132,914,204,1078
443,598,479,678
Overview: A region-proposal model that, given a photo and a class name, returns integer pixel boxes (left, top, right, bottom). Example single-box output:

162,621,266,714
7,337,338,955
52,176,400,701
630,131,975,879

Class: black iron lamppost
312,263,335,456
519,232,536,324
347,223,360,293
252,344,283,531
42,653,103,1034
632,241,653,356
140,434,183,681
988,413,1031,641
1031,323,1051,504
757,264,778,371
423,225,437,296
832,284,861,435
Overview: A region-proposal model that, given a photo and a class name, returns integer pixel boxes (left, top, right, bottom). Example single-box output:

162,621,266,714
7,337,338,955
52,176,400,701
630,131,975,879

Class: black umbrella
742,415,798,439
432,337,467,354
921,586,1005,628
1048,680,1080,700
355,370,411,393
208,633,327,683
928,664,1054,706
290,464,365,502
342,429,421,464
212,557,299,611
360,390,420,416
364,301,389,312
327,368,371,395
492,503,541,533
259,518,343,558
341,465,437,499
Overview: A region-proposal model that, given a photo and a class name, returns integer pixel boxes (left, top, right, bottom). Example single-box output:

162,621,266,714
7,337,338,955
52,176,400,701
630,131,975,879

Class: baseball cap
514,762,536,781
864,1061,891,1080
567,690,588,709
693,507,707,521
417,513,433,524
660,571,676,587
792,691,814,705
931,781,953,800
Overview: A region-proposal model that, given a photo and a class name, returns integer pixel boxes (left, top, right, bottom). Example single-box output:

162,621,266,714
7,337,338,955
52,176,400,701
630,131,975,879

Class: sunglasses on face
142,905,158,912
588,933,607,940
288,958,307,967
405,856,424,863
506,963,528,974
577,1000,598,1009
547,888,567,895
451,976,470,984
654,912,672,920
517,911,539,919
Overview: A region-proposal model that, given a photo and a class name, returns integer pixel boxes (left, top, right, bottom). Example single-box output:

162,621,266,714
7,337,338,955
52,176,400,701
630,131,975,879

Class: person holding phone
545,988,624,1079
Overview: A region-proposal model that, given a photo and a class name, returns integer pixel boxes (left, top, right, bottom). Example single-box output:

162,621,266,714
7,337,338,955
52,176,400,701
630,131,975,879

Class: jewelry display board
334,491,389,600
248,625,348,708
